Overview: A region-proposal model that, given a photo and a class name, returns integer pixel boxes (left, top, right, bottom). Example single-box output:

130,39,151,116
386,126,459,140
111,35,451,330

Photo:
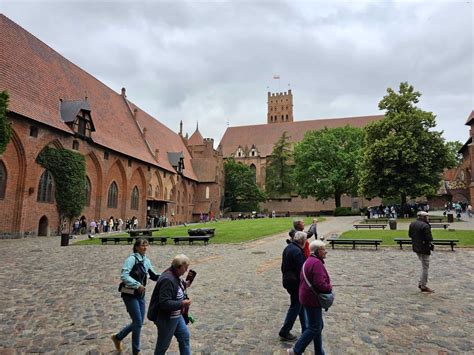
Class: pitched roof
0,14,197,179
131,103,198,180
219,115,383,157
191,159,217,182
188,128,204,146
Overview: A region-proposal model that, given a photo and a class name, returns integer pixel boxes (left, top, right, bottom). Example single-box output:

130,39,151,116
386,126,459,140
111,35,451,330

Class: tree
0,91,12,155
265,132,293,197
445,140,463,169
37,147,87,233
358,82,450,205
293,125,364,208
224,158,266,211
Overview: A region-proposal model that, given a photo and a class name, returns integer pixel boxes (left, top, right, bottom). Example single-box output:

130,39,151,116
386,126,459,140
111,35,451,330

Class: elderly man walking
279,231,308,341
409,211,434,293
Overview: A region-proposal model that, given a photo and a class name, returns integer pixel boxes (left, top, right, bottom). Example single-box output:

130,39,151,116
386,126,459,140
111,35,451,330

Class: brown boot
111,334,123,351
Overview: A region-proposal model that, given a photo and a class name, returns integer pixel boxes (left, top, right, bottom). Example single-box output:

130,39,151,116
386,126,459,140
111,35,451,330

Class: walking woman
111,238,159,354
148,254,192,355
288,240,332,355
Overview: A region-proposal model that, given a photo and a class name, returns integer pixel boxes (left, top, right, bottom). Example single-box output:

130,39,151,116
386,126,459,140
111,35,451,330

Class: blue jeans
154,316,190,355
293,306,324,355
116,295,145,355
280,288,307,335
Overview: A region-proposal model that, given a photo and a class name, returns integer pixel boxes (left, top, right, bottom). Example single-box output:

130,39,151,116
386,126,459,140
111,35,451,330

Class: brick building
218,89,383,214
0,15,223,237
432,110,474,207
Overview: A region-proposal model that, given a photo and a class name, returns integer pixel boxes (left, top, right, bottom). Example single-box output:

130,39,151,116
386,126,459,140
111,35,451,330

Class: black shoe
279,332,297,341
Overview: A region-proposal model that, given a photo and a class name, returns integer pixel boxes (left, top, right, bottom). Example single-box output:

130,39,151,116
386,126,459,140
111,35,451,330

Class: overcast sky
2,0,473,146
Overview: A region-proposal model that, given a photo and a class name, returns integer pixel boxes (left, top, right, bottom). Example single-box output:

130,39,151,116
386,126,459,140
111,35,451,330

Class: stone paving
0,216,473,354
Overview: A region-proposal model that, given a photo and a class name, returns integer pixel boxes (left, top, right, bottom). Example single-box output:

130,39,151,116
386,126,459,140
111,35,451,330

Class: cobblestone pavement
0,216,473,354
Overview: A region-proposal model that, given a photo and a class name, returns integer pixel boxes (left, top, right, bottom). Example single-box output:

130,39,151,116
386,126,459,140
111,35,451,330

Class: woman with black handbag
111,238,159,354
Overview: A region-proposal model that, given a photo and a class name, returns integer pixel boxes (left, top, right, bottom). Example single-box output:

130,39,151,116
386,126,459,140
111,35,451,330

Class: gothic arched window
107,182,118,208
85,176,91,206
0,160,6,199
131,186,139,210
37,169,54,203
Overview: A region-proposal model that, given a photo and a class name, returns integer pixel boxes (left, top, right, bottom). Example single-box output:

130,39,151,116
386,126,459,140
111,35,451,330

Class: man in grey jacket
409,211,434,293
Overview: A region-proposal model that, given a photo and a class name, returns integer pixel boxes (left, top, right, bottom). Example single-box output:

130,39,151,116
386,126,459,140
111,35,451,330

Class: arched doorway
38,216,48,236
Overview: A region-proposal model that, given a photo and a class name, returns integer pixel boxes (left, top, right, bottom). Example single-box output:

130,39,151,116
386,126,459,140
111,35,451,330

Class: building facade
0,15,222,237
219,90,383,214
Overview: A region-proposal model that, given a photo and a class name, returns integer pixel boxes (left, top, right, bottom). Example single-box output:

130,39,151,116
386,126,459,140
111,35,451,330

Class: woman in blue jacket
111,238,159,354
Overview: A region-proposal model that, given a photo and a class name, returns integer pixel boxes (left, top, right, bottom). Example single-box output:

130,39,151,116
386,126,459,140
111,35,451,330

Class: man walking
409,211,434,293
279,231,307,341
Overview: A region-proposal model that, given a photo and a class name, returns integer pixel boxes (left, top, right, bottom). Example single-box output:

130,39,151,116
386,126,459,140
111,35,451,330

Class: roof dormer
168,151,185,175
235,146,245,158
60,99,96,138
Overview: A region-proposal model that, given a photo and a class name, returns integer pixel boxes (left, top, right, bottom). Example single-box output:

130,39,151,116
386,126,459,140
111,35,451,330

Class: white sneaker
287,348,295,355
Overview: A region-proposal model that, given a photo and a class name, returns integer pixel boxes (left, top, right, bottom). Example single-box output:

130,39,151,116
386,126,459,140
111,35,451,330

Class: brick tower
267,89,293,124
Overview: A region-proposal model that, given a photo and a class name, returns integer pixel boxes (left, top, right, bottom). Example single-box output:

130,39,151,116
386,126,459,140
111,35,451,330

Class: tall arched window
107,182,118,208
250,164,257,183
155,185,159,198
205,186,210,200
37,169,54,203
148,184,152,197
131,186,139,210
0,160,6,199
85,176,91,206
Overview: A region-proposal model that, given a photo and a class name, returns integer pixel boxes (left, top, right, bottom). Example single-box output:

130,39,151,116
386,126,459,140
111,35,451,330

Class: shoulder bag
302,260,335,310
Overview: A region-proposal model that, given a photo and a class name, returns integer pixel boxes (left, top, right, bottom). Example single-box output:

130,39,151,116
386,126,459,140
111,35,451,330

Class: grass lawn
340,230,474,246
75,217,323,245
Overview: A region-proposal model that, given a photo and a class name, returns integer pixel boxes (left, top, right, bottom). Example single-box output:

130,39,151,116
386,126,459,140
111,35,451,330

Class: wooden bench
100,235,168,245
363,218,388,224
171,235,214,245
427,216,444,223
327,239,383,250
430,223,450,230
100,236,134,245
394,238,459,251
128,228,160,237
187,228,215,237
353,224,387,230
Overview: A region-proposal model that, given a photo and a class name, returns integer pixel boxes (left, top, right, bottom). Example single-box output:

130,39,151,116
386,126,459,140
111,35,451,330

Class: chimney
133,108,138,120
121,87,126,97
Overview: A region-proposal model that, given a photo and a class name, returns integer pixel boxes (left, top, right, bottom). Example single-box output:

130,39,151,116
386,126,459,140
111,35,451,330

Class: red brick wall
0,116,199,236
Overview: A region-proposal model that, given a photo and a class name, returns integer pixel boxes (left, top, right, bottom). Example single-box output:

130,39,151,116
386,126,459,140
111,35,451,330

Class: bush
334,207,360,216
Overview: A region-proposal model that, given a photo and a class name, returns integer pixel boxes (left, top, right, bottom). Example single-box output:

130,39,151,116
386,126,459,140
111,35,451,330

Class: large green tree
445,140,463,169
358,82,450,204
224,158,266,211
265,132,293,197
293,125,364,208
0,91,12,155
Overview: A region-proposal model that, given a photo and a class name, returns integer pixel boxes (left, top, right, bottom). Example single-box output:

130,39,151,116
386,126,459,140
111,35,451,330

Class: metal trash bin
61,233,70,246
389,218,397,230
447,213,454,223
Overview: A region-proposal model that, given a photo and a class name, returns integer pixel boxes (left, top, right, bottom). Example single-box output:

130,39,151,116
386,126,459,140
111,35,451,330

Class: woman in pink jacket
288,240,332,355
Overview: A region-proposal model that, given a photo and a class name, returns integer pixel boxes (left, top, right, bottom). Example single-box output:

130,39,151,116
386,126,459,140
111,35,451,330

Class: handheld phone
186,269,197,285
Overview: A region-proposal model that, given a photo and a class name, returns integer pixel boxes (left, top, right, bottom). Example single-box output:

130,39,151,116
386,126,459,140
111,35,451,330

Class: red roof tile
465,110,474,125
219,115,383,157
188,128,204,146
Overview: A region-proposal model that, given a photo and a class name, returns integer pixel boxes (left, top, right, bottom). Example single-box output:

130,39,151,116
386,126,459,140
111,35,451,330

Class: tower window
72,140,79,150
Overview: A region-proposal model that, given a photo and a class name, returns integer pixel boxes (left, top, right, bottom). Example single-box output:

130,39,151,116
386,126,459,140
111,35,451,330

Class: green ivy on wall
37,146,86,232
0,91,12,155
